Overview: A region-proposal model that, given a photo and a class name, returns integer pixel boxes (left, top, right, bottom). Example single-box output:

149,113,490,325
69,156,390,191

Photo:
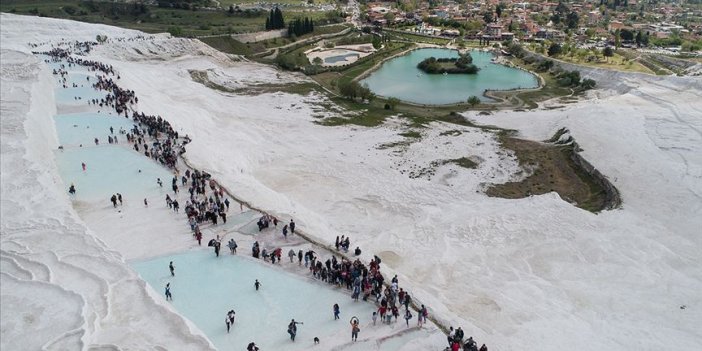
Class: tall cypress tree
274,7,284,29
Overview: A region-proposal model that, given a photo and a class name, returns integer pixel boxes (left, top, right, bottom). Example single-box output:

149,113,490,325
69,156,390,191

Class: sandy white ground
2,13,702,351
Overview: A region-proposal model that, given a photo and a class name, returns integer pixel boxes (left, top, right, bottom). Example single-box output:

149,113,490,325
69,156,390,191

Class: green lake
360,48,539,105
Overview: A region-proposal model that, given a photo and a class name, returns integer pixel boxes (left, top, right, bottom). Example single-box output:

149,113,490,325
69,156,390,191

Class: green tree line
288,17,314,37
265,7,285,30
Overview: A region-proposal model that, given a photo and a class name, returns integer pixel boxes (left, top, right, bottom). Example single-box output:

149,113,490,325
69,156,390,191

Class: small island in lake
417,53,480,74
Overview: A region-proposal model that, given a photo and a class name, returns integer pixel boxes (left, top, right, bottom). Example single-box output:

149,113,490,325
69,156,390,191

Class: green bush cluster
417,53,478,74
338,81,374,102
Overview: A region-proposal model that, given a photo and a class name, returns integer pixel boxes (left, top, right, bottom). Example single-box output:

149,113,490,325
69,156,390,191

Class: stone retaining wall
232,29,287,43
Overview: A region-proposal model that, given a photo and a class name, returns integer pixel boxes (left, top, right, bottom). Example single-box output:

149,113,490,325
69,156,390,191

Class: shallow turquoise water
326,53,360,64
54,112,136,147
55,146,173,203
54,71,97,87
132,251,377,351
360,48,538,104
55,85,106,105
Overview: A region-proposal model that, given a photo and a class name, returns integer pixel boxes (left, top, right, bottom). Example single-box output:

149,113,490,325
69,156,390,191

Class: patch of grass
315,111,390,127
200,36,264,56
446,157,477,169
384,30,451,45
189,70,235,93
439,130,462,136
434,113,475,127
276,82,320,95
512,67,572,109
399,130,421,138
555,51,655,74
546,127,569,143
189,69,318,96
376,140,411,149
486,136,608,212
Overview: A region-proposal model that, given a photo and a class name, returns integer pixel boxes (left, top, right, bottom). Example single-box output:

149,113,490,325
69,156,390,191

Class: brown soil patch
486,136,608,212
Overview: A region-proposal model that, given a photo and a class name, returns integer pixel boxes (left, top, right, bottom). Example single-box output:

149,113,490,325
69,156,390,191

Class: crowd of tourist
40,39,491,351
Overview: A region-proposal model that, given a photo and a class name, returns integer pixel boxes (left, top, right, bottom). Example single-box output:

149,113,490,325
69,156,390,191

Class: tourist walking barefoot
227,309,235,325
350,317,360,342
164,283,172,301
418,304,427,327
287,319,302,341
333,303,340,320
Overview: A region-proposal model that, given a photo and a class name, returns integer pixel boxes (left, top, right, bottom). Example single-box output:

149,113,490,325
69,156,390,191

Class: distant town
357,0,702,55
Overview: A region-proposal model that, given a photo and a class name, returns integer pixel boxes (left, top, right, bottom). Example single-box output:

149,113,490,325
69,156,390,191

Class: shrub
580,78,596,90
548,43,562,57
467,96,480,107
168,26,183,37
535,59,554,72
63,6,77,15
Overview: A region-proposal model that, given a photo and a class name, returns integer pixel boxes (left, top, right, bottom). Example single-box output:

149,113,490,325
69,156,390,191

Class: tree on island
467,96,481,107
417,53,479,74
455,53,473,68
